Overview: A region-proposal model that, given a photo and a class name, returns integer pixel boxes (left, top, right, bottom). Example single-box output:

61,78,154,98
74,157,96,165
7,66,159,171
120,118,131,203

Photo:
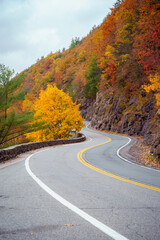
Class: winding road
0,124,160,240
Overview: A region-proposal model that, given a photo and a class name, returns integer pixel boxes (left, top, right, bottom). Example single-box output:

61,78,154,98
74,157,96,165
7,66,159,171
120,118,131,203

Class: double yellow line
77,131,160,192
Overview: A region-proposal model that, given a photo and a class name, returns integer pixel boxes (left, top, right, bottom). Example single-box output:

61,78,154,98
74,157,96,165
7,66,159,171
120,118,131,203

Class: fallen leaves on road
63,224,74,227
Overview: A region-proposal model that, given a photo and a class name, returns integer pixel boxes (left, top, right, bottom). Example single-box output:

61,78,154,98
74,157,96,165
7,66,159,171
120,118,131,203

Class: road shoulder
87,123,160,171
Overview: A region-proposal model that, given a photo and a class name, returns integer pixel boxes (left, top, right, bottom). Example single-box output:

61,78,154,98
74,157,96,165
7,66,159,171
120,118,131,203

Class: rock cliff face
149,118,160,159
79,98,95,121
80,91,160,160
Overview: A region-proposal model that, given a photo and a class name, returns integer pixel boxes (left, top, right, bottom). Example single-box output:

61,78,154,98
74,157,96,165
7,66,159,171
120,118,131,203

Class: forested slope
7,0,160,158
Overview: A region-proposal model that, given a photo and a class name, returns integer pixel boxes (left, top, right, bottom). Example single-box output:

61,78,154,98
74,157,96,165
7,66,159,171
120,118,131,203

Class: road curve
81,125,160,190
0,126,160,240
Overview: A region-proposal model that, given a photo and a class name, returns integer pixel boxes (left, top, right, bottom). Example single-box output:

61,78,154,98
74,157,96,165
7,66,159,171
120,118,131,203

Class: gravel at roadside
129,138,160,170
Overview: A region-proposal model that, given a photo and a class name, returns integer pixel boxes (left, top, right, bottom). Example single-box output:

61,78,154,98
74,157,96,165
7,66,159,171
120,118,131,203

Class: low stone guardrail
0,133,86,163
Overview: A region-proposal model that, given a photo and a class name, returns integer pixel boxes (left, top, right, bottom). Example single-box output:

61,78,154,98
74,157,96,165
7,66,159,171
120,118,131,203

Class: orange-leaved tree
26,84,84,141
143,74,160,114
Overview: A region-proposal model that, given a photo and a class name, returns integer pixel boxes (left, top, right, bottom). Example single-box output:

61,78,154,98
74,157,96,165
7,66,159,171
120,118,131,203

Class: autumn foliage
1,0,159,146
25,84,84,142
143,74,160,112
18,0,159,105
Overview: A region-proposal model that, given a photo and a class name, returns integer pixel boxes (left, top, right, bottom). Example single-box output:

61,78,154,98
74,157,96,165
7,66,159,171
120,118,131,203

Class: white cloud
24,28,59,52
0,0,116,73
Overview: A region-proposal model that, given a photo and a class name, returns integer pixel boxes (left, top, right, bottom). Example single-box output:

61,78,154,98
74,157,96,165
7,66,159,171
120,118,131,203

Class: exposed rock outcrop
79,98,95,121
80,90,160,160
149,117,160,159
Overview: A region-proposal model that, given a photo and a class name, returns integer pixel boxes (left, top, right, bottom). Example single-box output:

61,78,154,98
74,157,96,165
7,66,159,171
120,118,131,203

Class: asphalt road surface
0,125,160,240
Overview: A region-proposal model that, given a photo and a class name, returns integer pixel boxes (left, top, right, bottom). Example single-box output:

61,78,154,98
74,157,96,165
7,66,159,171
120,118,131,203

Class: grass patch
145,153,160,164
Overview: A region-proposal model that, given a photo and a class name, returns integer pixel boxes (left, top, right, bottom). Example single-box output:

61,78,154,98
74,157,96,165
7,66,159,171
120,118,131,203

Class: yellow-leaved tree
26,84,84,141
143,74,160,114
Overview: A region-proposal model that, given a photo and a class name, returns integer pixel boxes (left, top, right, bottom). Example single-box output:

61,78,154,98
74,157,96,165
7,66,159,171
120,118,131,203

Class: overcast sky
0,0,116,74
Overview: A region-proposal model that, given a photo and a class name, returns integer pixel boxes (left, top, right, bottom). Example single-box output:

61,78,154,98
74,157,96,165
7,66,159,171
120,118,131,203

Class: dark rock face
150,117,160,160
80,91,160,160
79,98,95,121
90,96,153,136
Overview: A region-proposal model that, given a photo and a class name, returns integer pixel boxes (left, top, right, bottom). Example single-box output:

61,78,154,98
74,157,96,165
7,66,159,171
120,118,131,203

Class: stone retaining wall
0,133,86,163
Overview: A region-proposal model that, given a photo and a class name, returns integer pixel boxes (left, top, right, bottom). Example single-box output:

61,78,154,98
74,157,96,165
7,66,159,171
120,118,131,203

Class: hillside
8,0,160,159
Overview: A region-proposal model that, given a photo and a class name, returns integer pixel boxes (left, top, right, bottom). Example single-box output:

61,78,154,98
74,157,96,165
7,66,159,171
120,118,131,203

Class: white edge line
25,150,129,240
117,137,160,172
117,137,133,164
85,122,159,172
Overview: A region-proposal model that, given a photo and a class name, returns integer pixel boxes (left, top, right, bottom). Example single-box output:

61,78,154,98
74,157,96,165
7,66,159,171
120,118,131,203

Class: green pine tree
69,37,80,49
0,64,48,147
84,55,101,99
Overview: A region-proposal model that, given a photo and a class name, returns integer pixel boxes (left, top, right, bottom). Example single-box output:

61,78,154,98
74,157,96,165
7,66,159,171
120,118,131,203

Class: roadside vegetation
0,65,84,147
0,0,159,158
24,84,84,142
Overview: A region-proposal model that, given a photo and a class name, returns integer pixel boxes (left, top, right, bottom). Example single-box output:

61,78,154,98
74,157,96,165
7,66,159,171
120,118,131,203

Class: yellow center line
77,130,160,192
